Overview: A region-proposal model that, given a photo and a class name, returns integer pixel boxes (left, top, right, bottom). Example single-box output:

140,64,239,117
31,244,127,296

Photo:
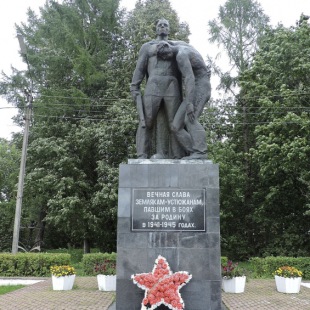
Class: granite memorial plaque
131,188,206,231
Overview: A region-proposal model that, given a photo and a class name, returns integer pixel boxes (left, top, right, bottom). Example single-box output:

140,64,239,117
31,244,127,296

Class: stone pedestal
116,159,221,310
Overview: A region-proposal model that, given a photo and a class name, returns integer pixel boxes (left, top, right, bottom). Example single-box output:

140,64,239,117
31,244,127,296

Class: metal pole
12,34,32,254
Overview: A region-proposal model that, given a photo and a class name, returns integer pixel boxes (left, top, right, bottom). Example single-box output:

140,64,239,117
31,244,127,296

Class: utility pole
12,34,32,254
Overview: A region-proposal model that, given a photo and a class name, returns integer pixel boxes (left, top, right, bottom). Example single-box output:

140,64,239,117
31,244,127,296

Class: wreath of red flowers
132,255,192,310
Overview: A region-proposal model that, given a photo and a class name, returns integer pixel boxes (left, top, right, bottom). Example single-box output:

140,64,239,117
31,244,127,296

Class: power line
34,90,310,101
32,114,137,122
2,107,308,123
38,94,128,101
2,104,310,113
31,113,309,126
33,105,310,114
4,89,310,104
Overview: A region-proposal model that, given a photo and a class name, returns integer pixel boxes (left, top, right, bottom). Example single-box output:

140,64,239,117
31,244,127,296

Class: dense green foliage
234,20,310,258
46,247,100,264
0,253,70,276
0,0,190,253
82,252,116,275
0,139,20,251
221,257,228,265
210,10,310,259
249,256,310,280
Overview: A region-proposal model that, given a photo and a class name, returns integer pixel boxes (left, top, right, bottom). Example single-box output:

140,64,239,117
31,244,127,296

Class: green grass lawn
0,285,25,295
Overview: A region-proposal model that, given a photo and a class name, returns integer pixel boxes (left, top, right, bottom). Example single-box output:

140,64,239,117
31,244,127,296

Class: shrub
221,256,228,265
83,254,228,276
82,252,116,276
46,248,81,264
249,256,310,279
0,253,71,277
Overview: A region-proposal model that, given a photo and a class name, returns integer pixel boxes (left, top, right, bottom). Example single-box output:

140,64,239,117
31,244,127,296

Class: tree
0,138,20,251
237,19,310,256
209,12,310,258
206,0,269,259
251,113,310,256
0,0,122,252
208,0,269,93
0,0,191,252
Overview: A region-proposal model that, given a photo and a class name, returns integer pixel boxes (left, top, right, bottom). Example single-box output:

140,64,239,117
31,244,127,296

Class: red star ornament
132,255,192,310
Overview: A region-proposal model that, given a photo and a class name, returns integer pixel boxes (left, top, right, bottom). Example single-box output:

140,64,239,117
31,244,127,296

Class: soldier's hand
131,90,141,101
186,103,195,123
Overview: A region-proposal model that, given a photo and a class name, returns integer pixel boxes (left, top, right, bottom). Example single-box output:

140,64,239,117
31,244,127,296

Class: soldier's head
156,18,170,38
157,41,175,60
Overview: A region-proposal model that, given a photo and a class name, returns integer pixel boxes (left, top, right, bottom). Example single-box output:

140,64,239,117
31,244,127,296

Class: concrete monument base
116,159,221,310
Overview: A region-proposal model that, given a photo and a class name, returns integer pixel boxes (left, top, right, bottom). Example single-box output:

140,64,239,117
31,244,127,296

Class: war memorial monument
115,19,221,310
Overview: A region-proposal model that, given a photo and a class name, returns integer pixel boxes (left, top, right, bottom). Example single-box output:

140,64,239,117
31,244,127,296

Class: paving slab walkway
0,277,309,309
0,277,115,310
222,279,310,310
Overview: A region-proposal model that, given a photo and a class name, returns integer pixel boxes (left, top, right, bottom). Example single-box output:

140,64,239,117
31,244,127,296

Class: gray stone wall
116,160,221,310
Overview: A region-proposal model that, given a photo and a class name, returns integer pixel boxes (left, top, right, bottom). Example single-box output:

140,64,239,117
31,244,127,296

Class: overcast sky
0,0,309,140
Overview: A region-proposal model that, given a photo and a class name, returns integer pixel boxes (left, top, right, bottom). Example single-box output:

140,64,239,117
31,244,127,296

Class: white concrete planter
97,274,116,291
222,276,246,293
275,275,302,293
52,274,75,290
